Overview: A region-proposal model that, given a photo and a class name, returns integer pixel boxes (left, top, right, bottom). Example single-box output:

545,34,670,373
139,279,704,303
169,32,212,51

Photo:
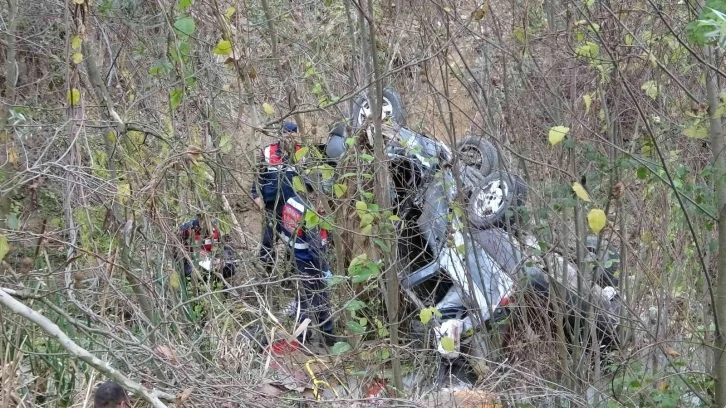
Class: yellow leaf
0,236,8,261
548,125,570,145
443,6,451,12
213,40,232,55
587,208,607,234
72,53,83,64
169,272,180,290
73,0,84,4
225,6,236,20
262,102,274,116
572,182,590,202
583,94,592,114
440,336,455,352
8,147,18,166
71,35,82,50
66,88,81,105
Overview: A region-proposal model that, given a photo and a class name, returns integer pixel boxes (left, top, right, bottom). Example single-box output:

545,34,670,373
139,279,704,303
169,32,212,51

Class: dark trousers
259,202,282,268
294,258,334,335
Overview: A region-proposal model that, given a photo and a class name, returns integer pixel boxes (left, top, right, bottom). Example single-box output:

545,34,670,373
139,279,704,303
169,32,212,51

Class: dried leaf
0,236,8,262
587,209,607,234
664,346,681,359
641,80,659,100
572,182,590,202
583,94,592,114
175,387,194,407
611,181,625,199
154,345,179,363
548,126,570,145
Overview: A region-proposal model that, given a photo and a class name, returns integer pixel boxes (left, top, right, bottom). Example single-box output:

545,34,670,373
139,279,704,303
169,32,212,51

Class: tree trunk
707,45,726,408
364,0,404,393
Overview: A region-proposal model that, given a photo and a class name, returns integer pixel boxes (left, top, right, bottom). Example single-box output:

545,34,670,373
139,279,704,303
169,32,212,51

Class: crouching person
280,178,339,347
176,211,236,289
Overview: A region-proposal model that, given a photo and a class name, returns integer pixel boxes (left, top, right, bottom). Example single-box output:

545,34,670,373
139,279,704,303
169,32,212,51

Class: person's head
94,381,129,408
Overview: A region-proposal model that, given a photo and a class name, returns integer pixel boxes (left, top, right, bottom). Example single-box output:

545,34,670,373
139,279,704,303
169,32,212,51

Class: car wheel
455,135,499,191
467,171,527,229
351,88,407,130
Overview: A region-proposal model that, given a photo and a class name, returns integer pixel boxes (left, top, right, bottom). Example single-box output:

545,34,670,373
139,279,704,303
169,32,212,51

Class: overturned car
317,89,623,373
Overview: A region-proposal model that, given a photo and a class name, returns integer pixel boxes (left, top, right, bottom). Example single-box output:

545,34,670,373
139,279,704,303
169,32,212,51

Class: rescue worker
279,177,338,346
177,209,236,284
251,121,301,273
94,381,129,408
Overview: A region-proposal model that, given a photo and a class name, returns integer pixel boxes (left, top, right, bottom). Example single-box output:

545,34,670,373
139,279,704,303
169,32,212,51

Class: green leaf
289,176,303,192
7,214,18,231
173,16,196,37
440,336,455,352
345,137,356,147
683,123,709,139
312,82,323,95
373,238,390,251
304,209,320,228
333,183,348,198
575,42,600,59
346,320,366,334
213,40,232,55
355,200,367,215
637,167,648,179
294,146,309,162
224,6,236,20
344,299,366,311
149,61,171,76
359,153,374,162
331,342,352,355
359,213,374,227
66,88,81,105
641,80,659,100
219,134,232,153
360,224,372,235
0,236,8,261
178,0,192,10
71,35,82,50
419,307,441,325
170,88,183,110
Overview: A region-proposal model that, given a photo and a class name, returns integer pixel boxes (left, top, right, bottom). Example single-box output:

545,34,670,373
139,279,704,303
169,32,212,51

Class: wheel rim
458,145,485,169
358,96,394,125
473,179,509,216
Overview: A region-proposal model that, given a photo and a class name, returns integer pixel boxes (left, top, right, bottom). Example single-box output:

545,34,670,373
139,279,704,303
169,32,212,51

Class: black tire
467,171,527,229
351,88,407,130
456,135,499,192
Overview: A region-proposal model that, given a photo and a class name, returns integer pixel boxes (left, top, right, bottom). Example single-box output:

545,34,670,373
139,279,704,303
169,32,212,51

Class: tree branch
0,288,173,408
